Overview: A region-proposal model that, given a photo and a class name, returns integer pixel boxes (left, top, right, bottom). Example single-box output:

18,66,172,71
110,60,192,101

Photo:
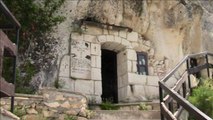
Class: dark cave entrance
101,49,118,103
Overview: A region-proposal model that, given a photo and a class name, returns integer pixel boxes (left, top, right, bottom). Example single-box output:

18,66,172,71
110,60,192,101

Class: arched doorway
101,49,118,103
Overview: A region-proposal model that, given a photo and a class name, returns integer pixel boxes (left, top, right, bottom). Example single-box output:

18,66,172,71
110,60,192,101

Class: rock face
54,0,210,66
0,89,88,120
36,0,213,103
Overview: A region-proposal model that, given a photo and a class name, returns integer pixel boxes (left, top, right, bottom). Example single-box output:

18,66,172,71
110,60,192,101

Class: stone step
89,110,160,120
89,101,160,111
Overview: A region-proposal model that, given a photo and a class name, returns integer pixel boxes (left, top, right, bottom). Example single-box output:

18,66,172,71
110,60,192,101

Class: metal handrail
159,51,213,120
161,51,210,82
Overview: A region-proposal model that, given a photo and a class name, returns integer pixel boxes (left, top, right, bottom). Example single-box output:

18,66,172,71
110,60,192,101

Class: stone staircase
88,101,161,120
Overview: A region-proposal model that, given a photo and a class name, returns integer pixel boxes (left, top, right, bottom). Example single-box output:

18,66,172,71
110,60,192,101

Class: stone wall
0,88,88,120
56,22,172,103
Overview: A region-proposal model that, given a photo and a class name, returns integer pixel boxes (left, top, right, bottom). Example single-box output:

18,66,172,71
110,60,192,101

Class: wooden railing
0,1,20,113
159,51,213,120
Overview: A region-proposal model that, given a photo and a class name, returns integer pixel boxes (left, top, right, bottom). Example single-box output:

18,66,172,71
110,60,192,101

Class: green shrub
189,78,213,118
100,101,119,110
138,103,148,110
2,0,66,94
64,115,77,120
13,106,27,117
3,59,36,94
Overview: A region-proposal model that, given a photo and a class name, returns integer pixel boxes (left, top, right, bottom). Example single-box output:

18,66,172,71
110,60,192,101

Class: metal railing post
186,59,192,94
182,82,186,98
159,83,164,120
205,54,210,77
11,28,19,113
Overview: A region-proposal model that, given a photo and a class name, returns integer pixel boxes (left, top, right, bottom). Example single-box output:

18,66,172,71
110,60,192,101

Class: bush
64,115,77,120
100,101,119,110
13,106,27,117
189,78,213,118
2,0,66,94
138,103,148,110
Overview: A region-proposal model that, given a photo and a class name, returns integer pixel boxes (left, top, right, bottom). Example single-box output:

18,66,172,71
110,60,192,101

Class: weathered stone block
118,86,128,102
109,30,119,36
22,115,40,120
119,30,127,38
75,80,94,94
140,44,150,52
117,60,127,76
132,61,137,73
133,85,146,96
59,55,70,77
71,67,91,80
91,55,96,68
94,81,102,95
146,76,160,86
127,60,132,72
121,38,131,46
68,97,79,102
128,73,147,85
143,86,159,99
149,48,155,56
126,85,133,97
127,32,138,42
103,29,109,35
27,108,38,114
70,102,83,108
91,44,101,56
126,49,137,61
148,66,154,75
72,33,83,41
131,42,139,48
60,77,75,91
61,101,71,109
114,36,122,44
144,40,151,47
85,26,102,35
84,34,97,43
55,94,65,101
118,74,129,88
44,102,60,108
91,68,101,80
117,50,127,64
106,35,114,42
96,56,101,68
91,55,101,68
98,35,107,43
65,110,78,115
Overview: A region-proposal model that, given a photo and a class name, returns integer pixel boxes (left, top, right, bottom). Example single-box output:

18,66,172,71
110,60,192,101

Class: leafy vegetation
1,0,65,93
138,103,148,110
64,115,77,120
189,78,213,119
13,106,27,117
2,0,65,52
100,101,119,110
3,58,37,94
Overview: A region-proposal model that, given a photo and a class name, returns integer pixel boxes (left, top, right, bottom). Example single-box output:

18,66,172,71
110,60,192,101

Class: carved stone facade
57,23,173,103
